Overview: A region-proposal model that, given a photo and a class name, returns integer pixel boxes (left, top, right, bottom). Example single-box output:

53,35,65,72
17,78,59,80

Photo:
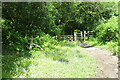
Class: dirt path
84,47,118,78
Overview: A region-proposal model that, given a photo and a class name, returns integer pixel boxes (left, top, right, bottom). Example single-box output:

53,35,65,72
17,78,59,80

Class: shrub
85,16,119,55
33,34,58,50
95,16,118,42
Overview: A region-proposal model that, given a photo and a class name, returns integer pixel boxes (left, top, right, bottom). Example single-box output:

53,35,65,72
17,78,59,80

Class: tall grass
19,45,98,78
3,41,98,78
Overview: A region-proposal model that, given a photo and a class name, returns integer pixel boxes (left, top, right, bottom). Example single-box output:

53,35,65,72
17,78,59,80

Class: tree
2,2,117,52
2,2,50,51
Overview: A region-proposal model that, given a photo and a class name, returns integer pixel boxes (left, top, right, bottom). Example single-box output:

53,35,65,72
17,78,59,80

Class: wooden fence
56,31,93,41
56,35,74,41
74,31,93,41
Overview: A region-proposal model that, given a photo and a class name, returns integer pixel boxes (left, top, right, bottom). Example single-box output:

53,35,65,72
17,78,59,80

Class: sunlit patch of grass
17,46,98,78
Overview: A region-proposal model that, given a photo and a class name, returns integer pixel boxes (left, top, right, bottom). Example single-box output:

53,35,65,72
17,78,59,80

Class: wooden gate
55,31,93,41
56,35,74,41
74,31,93,41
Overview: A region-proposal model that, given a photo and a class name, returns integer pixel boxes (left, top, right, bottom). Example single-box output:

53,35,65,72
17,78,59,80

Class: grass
3,41,98,78
84,39,118,55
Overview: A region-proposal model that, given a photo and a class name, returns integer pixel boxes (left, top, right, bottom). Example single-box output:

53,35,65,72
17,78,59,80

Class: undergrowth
17,45,98,78
2,41,98,78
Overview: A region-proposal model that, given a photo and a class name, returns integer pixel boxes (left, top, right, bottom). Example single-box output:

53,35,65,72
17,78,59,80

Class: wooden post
74,33,77,41
88,31,90,40
80,31,82,41
73,34,74,41
84,31,86,41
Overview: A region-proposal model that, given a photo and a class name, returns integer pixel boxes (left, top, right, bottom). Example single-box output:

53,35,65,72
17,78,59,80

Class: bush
85,16,119,55
2,55,31,78
33,34,58,51
95,16,118,42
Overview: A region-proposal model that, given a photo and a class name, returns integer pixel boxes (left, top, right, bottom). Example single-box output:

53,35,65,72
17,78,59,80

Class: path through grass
12,45,98,78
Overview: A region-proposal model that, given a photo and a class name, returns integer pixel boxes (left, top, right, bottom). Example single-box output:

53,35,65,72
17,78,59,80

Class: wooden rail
56,31,93,41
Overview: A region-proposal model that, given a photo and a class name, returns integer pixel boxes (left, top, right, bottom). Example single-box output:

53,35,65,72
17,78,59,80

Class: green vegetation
2,2,118,78
27,47,97,78
85,16,119,55
3,41,98,78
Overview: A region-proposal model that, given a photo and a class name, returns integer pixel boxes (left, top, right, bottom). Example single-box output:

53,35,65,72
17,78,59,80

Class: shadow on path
77,43,93,48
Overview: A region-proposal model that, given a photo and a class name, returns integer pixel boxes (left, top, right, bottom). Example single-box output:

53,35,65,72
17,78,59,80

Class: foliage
85,16,119,55
63,2,117,33
74,30,81,33
95,16,118,42
2,55,31,78
2,3,45,37
2,2,118,78
33,34,58,51
2,2,117,52
2,2,56,52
